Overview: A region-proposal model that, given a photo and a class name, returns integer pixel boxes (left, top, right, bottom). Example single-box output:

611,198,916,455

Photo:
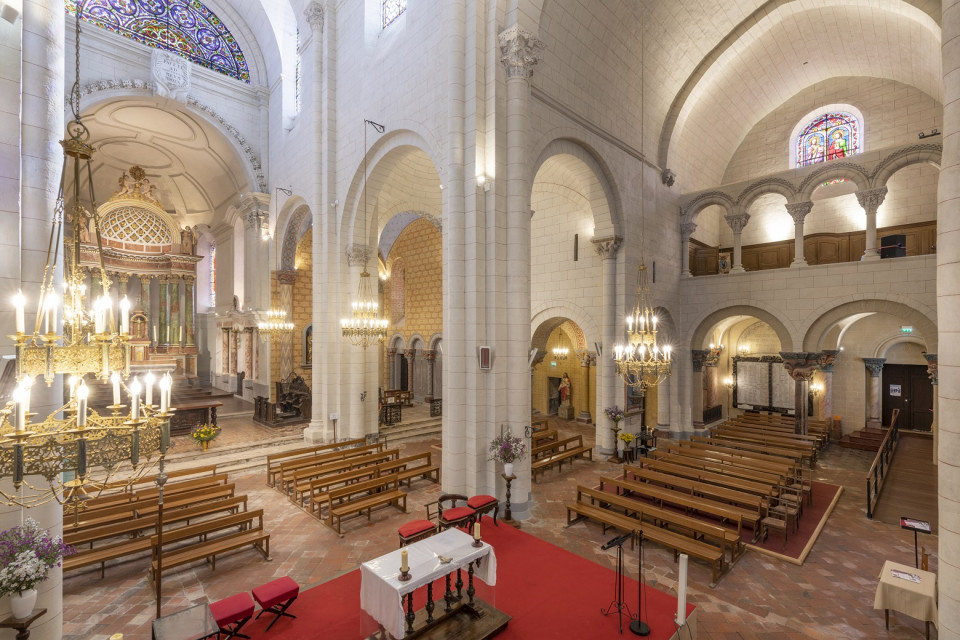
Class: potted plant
604,405,625,462
489,431,527,477
191,423,221,451
618,431,636,461
0,518,73,619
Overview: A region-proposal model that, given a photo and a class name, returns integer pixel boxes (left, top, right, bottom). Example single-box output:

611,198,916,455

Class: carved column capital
116,273,130,284
785,201,814,225
780,351,820,381
530,351,546,369
818,349,839,372
239,192,271,230
691,349,708,373
591,236,623,260
277,270,297,285
661,168,676,187
403,349,416,359
579,351,596,367
924,353,938,385
497,24,544,79
346,244,373,267
862,357,886,378
386,348,397,357
724,213,750,235
423,350,437,361
183,275,195,285
855,187,888,215
680,222,698,240
304,1,325,31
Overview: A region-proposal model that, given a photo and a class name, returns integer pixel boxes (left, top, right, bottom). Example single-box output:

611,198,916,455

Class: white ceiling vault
534,0,941,193
77,98,252,225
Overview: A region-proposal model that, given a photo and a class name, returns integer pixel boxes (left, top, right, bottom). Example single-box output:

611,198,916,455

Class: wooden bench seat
651,449,789,485
159,494,248,527
664,443,794,479
382,452,440,486
133,483,237,518
531,435,594,481
626,464,778,500
701,433,815,468
63,533,155,579
279,443,387,494
307,467,380,516
64,515,158,549
325,473,407,537
266,438,366,486
97,464,221,493
290,451,399,504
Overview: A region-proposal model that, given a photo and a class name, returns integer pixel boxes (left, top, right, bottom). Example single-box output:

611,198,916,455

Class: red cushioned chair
428,494,476,531
210,592,255,640
398,519,438,547
467,495,500,526
252,576,300,631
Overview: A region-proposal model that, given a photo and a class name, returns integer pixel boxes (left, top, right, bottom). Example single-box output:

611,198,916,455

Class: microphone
601,531,633,550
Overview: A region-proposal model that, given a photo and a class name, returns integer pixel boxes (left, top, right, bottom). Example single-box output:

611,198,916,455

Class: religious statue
559,373,571,405
116,171,135,197
181,225,197,255
827,129,848,161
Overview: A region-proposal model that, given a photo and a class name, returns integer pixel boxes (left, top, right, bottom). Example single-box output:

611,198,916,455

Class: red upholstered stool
210,592,255,639
467,495,500,526
398,519,438,547
252,576,300,631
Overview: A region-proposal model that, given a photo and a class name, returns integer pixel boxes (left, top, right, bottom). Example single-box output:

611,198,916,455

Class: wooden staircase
838,425,888,451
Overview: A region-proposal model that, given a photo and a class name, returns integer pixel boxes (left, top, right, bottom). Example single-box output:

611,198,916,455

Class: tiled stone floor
62,417,938,639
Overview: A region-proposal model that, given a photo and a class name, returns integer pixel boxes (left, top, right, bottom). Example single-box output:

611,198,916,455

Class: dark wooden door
548,377,560,415
399,354,409,391
882,364,933,431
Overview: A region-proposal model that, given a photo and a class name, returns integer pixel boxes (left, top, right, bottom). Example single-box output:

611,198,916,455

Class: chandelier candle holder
257,308,294,341
613,263,672,394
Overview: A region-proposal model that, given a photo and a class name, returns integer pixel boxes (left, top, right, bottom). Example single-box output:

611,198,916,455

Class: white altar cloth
360,528,497,639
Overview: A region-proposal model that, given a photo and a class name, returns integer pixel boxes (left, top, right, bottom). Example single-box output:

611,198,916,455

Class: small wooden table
0,608,47,640
874,560,938,639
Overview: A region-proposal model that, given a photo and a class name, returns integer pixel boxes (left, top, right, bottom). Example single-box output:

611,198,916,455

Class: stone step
380,418,442,446
162,434,306,476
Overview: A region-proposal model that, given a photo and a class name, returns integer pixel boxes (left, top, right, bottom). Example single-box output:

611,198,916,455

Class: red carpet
747,480,843,563
238,516,693,639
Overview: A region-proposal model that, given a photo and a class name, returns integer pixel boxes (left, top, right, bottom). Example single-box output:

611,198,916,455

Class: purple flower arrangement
0,518,73,596
489,432,527,464
604,405,624,425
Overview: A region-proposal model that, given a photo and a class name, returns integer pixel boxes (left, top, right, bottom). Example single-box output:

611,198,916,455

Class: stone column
158,275,169,345
856,187,887,261
691,350,708,429
498,23,543,517
863,357,886,427
577,352,595,423
423,350,437,402
656,375,671,430
785,201,814,267
184,275,195,347
170,276,182,346
277,270,296,378
117,272,129,298
404,349,416,393
386,347,398,388
592,236,622,455
139,275,151,338
817,350,839,432
781,352,819,435
231,328,239,374
244,328,254,379
924,353,938,465
680,222,697,277
239,192,271,311
724,212,750,273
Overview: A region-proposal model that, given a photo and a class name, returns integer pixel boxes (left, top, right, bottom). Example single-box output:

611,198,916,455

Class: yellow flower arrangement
618,432,636,444
190,423,220,443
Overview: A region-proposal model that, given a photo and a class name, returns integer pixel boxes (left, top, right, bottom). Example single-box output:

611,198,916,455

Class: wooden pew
159,494,248,527
279,443,387,493
307,467,380,517
150,510,270,580
531,435,594,482
290,450,400,504
665,443,795,479
266,438,366,486
627,462,778,499
98,464,220,493
650,450,788,486
325,473,407,537
377,452,440,487
133,483,237,518
700,432,815,468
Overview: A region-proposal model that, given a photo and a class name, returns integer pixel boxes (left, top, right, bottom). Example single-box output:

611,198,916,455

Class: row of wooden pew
62,465,270,583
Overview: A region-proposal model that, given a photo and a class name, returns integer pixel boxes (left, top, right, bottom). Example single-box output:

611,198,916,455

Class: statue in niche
181,225,196,255
305,325,313,366
559,372,572,405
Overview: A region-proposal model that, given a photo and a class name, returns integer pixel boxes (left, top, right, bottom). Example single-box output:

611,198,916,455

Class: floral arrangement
0,519,73,597
604,405,624,425
618,432,636,444
190,423,221,443
489,432,527,464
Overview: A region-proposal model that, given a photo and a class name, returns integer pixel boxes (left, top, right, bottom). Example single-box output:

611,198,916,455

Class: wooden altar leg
444,573,454,612
406,593,416,635
456,569,464,600
425,583,435,624
467,562,476,605
211,406,218,426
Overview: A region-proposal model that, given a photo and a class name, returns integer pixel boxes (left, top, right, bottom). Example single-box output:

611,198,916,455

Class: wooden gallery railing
865,408,901,519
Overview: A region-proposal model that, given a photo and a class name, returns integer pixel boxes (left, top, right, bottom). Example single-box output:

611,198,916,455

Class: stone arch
870,144,943,188
688,303,795,352
679,191,736,224
797,162,870,201
389,334,406,350
530,302,598,354
530,136,622,236
278,202,311,271
876,335,926,359
736,177,799,210
801,297,938,352
428,334,443,351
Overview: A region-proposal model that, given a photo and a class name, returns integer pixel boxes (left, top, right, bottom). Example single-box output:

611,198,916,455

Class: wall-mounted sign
889,384,901,397
900,326,914,334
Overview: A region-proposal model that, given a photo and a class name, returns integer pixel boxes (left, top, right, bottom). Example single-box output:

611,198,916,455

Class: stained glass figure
796,112,860,168
382,0,406,28
66,0,250,83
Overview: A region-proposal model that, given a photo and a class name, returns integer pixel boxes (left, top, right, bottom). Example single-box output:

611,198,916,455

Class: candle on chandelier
12,291,24,334
111,372,121,406
45,292,58,334
20,377,32,414
68,375,78,399
12,387,25,432
76,383,88,427
144,371,155,406
129,378,141,421
120,296,130,335
159,374,171,413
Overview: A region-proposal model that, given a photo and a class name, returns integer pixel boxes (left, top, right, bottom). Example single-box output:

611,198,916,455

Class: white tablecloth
874,559,938,628
360,528,497,639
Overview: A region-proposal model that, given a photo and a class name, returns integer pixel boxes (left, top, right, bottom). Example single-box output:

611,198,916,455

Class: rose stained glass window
66,0,250,83
382,0,406,28
795,112,860,168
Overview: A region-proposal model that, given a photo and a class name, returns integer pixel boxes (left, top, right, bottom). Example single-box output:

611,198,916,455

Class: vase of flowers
489,431,527,477
619,432,636,461
191,423,221,451
604,405,625,462
0,519,73,619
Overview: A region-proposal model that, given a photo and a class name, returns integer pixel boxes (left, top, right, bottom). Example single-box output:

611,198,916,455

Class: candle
153,325,158,343
20,377,32,414
159,375,171,413
473,521,481,541
120,296,130,335
12,291,24,334
111,372,121,406
44,293,57,334
68,375,78,399
76,383,88,427
12,387,25,432
400,549,408,573
130,378,141,421
144,371,155,406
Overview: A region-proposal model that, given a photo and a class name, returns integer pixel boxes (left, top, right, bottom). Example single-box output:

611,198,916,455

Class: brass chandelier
1,6,172,508
258,308,295,341
613,263,672,394
341,119,388,349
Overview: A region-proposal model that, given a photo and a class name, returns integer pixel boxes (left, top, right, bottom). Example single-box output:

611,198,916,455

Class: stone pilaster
780,352,820,434
856,187,887,261
691,350,708,428
924,353,938,464
863,357,886,427
184,275,195,347
785,201,814,267
680,222,697,277
593,236,622,454
158,275,169,345
423,349,437,402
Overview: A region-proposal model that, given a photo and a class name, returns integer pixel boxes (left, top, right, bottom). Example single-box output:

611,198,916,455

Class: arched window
66,0,250,83
382,0,406,28
795,111,861,168
209,244,216,308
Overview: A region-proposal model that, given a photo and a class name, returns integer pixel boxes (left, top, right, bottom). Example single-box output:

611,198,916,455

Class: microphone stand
629,529,650,636
601,531,634,634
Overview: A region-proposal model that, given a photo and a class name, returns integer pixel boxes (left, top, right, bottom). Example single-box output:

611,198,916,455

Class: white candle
120,296,130,335
473,521,481,541
20,377,32,414
68,375,78,399
153,325,158,343
400,549,408,573
12,387,25,432
144,371,154,406
76,383,88,427
44,293,57,334
111,372,121,406
130,378,141,421
13,291,24,334
159,375,171,413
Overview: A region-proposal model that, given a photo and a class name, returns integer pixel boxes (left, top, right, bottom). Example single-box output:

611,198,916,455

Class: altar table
873,559,937,639
360,528,497,639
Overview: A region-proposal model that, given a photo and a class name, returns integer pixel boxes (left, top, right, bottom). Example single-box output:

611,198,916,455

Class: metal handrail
865,408,901,519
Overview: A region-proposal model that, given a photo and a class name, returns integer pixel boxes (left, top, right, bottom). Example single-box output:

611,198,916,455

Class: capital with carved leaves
304,2,325,32
923,353,938,385
592,236,622,260
680,222,697,241
498,24,544,79
691,349,708,373
862,357,886,378
817,349,839,372
855,187,888,215
785,201,814,225
724,213,750,235
346,244,373,267
780,351,820,381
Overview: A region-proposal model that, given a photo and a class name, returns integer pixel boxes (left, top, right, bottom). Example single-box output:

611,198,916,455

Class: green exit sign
900,326,913,334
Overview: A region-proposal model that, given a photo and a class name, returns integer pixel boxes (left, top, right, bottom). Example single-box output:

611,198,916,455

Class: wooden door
882,364,933,431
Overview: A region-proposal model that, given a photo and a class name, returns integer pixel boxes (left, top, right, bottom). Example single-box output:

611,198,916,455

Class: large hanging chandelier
1,5,172,508
613,263,672,394
258,308,294,341
341,119,388,349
